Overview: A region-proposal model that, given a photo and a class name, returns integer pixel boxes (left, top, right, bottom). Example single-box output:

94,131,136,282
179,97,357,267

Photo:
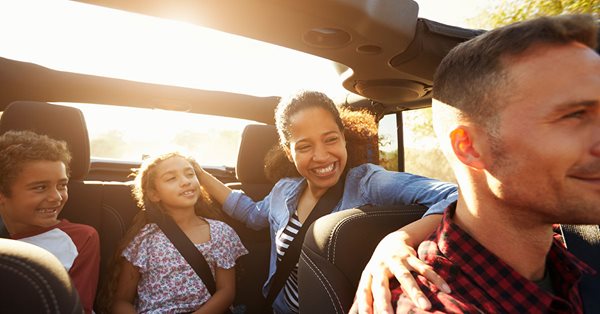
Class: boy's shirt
12,219,100,314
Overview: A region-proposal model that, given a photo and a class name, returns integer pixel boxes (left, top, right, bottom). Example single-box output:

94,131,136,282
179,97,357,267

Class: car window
403,108,455,183
378,114,399,171
378,109,455,183
63,103,257,167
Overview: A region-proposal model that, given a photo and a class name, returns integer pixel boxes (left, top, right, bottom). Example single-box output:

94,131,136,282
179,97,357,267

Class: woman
199,90,457,314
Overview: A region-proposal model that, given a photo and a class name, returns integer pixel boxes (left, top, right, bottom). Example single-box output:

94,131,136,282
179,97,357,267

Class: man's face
485,42,600,225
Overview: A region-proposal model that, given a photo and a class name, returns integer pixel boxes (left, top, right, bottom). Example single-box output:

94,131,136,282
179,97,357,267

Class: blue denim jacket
222,163,457,312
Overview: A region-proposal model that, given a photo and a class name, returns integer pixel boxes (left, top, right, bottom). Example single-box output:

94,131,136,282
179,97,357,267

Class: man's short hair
433,14,598,132
0,130,71,196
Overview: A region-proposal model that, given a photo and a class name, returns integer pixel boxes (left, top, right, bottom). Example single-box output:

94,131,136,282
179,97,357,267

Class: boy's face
0,160,68,235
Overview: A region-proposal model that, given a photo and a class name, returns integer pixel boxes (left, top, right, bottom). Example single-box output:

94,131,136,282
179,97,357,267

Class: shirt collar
420,203,594,311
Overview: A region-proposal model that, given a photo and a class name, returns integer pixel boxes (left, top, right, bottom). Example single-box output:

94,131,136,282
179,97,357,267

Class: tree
471,0,599,28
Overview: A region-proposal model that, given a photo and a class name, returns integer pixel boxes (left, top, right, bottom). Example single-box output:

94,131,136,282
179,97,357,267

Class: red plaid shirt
391,204,595,314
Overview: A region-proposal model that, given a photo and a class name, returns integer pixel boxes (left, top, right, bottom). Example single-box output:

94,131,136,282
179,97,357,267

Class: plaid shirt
391,204,595,314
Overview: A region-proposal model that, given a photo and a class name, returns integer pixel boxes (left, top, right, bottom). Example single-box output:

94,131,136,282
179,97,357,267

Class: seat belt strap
145,202,217,294
265,178,345,306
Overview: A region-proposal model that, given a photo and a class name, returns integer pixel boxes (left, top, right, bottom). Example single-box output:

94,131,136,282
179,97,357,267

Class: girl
199,90,458,314
110,152,248,314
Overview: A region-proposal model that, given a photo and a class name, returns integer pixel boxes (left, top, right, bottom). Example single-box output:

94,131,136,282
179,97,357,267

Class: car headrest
0,238,83,313
236,124,279,184
0,101,90,180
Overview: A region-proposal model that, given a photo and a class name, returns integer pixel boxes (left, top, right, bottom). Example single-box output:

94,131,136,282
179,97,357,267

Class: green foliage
379,149,399,171
471,0,599,28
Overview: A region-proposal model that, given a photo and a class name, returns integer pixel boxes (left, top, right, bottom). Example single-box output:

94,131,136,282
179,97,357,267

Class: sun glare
0,0,347,99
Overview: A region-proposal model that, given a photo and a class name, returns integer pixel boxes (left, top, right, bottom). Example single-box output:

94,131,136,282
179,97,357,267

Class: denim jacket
222,163,458,309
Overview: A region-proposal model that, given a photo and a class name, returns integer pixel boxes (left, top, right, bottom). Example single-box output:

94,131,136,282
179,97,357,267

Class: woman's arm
199,167,271,230
352,214,448,314
365,166,458,215
194,267,236,314
112,260,140,314
198,168,233,205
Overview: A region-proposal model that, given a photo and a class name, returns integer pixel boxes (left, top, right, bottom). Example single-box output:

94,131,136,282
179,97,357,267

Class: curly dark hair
265,107,378,182
0,130,71,196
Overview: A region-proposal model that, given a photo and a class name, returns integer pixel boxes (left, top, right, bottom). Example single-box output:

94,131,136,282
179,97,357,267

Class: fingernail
442,283,451,293
418,297,430,309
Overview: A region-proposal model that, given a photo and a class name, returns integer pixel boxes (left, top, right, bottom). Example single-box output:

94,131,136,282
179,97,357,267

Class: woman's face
287,106,347,195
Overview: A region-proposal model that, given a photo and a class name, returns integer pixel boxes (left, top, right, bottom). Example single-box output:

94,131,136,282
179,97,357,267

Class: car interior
0,1,598,313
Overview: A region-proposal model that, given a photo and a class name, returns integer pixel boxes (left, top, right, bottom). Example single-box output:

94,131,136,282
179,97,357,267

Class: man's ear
450,127,485,169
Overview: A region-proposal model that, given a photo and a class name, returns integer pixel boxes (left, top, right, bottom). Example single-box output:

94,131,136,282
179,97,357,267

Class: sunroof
0,0,350,100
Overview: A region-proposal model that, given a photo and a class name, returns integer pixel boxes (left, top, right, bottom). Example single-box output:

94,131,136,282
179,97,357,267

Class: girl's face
148,156,200,213
287,106,347,195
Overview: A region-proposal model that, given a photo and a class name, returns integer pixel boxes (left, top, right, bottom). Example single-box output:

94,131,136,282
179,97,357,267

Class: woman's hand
351,215,449,314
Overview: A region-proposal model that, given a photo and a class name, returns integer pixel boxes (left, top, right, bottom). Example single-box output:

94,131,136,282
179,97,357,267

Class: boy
0,130,100,314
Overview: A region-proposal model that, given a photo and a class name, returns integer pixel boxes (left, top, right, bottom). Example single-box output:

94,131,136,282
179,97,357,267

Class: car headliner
0,0,481,123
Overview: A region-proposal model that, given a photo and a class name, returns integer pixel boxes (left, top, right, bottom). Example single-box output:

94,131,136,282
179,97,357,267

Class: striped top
275,211,303,313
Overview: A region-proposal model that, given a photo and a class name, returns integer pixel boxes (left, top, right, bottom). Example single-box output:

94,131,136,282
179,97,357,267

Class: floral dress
123,218,248,314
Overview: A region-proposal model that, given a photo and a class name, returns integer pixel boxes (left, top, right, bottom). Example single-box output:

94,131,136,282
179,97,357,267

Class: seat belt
265,178,345,307
561,224,600,314
146,202,232,313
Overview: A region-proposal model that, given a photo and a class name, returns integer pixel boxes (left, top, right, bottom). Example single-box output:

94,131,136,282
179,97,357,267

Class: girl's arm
352,214,449,314
194,267,236,314
112,260,140,314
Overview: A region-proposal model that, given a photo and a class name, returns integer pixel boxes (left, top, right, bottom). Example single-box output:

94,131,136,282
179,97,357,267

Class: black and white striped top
275,211,303,313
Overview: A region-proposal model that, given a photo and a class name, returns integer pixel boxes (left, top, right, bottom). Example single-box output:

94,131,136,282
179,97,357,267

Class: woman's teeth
314,163,335,174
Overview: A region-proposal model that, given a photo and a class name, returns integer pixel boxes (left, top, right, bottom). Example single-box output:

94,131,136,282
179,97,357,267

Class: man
357,14,600,313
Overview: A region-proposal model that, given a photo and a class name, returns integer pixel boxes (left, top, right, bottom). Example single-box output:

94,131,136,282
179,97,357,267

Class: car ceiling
0,0,482,123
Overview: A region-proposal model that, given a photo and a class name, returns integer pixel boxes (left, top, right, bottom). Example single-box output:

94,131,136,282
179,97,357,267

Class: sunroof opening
0,0,350,100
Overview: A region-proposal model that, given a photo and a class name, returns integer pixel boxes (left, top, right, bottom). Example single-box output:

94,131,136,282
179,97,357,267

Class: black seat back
0,238,83,313
226,124,279,200
223,124,279,312
562,224,600,314
298,205,426,314
0,101,90,180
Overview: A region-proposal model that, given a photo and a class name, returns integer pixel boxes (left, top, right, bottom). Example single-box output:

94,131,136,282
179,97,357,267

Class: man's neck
453,194,555,281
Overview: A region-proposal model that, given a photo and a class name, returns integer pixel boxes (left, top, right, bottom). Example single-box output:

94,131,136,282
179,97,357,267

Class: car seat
226,123,279,200
0,238,83,313
561,224,600,314
298,204,426,313
221,123,279,313
0,101,139,311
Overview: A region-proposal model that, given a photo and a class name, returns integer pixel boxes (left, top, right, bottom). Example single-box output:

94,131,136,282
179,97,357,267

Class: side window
378,114,399,171
378,109,455,183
